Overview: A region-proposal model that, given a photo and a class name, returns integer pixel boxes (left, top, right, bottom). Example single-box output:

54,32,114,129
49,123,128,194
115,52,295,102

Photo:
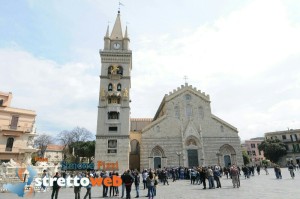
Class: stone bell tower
94,11,132,172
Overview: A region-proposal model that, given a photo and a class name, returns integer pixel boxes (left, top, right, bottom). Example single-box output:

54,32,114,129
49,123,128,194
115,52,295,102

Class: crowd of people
38,162,300,199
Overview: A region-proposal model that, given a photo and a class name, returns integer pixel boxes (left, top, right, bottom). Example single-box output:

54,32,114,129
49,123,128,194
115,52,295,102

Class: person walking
51,172,61,199
146,172,155,199
40,170,47,192
134,171,140,198
213,167,221,188
74,173,82,199
256,165,261,175
83,173,92,199
200,167,207,189
230,164,239,188
207,166,215,189
142,170,148,189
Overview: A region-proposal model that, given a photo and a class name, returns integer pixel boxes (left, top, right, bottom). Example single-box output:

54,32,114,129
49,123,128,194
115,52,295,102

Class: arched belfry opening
129,139,140,170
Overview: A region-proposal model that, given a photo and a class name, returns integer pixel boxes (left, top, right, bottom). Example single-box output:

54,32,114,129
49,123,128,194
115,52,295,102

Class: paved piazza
1,168,299,199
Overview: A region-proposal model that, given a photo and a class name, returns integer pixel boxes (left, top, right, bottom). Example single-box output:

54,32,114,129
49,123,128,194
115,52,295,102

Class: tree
242,150,250,165
34,133,54,157
258,139,287,163
57,127,94,161
69,141,95,163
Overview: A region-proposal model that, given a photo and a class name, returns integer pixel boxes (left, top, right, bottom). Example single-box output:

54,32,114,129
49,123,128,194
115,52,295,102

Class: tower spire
110,12,123,40
105,25,109,37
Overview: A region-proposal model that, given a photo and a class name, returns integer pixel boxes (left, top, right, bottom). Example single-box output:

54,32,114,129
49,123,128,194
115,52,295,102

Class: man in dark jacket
123,170,134,199
134,171,140,198
51,172,61,199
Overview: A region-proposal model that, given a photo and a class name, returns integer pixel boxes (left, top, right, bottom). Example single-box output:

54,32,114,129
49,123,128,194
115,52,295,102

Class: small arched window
174,106,180,118
221,125,224,132
117,83,121,91
186,104,192,117
108,83,113,91
108,66,123,76
5,137,14,151
198,106,204,119
185,94,191,101
117,66,123,75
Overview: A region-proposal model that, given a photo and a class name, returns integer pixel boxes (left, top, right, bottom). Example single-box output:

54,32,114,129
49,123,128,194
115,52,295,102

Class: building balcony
0,125,32,133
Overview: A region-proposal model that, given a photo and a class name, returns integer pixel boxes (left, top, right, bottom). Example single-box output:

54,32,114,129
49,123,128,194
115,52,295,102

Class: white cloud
1,0,300,141
131,0,300,140
0,48,98,134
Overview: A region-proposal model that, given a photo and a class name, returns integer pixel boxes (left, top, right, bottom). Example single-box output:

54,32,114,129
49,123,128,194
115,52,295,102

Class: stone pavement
1,168,299,199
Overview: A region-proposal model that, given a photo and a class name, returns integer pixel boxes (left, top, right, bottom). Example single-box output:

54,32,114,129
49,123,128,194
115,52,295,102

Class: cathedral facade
95,12,243,172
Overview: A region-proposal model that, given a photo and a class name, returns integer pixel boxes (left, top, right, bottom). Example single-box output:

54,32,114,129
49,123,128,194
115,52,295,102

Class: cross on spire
184,76,188,84
118,1,124,13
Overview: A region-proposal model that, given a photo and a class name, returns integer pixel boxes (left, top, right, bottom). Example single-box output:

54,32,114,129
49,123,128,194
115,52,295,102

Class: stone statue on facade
123,88,128,97
100,87,106,97
111,65,119,74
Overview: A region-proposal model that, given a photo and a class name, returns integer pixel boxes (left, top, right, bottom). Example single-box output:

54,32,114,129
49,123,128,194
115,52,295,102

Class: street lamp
176,151,182,167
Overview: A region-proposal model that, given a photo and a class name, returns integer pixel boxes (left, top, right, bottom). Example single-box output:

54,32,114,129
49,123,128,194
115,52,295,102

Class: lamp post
176,151,182,167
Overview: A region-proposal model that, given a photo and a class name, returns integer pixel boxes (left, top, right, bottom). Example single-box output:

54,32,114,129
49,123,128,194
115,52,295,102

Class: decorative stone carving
123,88,128,98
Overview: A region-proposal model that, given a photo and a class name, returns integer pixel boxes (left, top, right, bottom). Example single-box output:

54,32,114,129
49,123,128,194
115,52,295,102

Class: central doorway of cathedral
154,157,161,169
187,149,199,167
224,155,231,167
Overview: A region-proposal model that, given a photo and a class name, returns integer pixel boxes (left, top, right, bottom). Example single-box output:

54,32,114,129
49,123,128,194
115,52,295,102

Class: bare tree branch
34,133,54,157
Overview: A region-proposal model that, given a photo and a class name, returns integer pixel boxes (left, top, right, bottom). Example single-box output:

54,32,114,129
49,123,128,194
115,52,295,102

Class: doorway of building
154,157,161,169
187,149,199,167
224,155,231,167
129,139,140,170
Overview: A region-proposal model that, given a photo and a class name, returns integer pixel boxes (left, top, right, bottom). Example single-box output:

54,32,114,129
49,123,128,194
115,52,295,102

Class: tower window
117,66,123,75
5,137,14,151
108,140,117,153
109,126,118,132
117,83,121,91
0,99,3,106
108,83,113,91
108,66,123,76
108,112,119,119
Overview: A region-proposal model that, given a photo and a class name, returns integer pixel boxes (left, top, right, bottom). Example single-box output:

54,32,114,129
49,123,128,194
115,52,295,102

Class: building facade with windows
243,137,265,165
265,129,300,165
0,91,37,164
43,144,64,164
95,12,243,172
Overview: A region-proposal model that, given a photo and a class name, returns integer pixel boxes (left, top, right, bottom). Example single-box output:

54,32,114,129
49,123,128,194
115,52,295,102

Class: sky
0,0,300,141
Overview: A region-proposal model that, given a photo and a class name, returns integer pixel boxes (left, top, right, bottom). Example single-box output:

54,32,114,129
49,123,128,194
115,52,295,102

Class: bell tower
95,11,132,172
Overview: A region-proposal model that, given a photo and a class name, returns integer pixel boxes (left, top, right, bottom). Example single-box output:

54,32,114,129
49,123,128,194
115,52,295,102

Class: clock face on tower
113,42,121,49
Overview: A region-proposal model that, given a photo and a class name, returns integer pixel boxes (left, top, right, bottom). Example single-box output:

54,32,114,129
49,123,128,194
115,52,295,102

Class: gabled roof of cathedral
153,83,210,120
211,114,238,132
110,11,123,40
